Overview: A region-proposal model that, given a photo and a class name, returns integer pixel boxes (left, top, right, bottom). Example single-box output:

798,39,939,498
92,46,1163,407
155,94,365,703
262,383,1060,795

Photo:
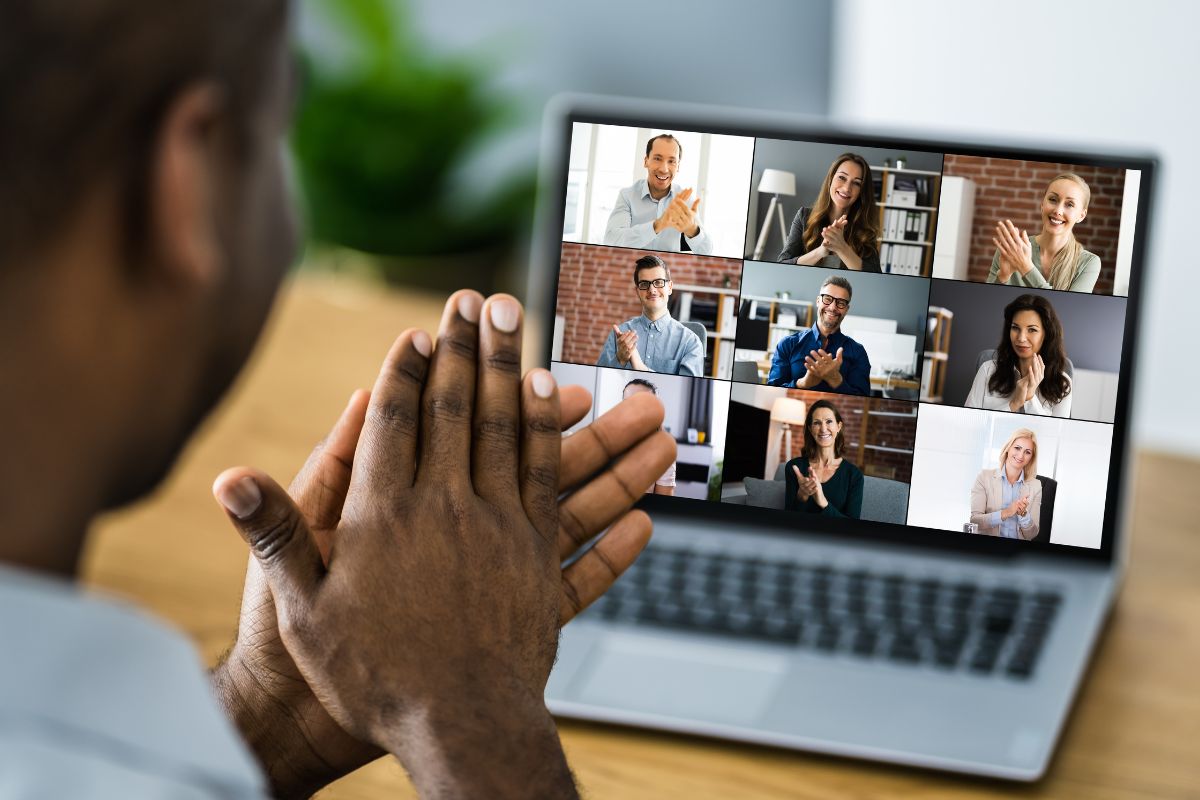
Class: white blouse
965,360,1072,418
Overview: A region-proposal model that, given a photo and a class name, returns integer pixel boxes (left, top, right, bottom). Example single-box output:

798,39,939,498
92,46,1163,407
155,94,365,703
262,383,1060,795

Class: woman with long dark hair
784,399,864,517
778,153,881,272
965,294,1072,417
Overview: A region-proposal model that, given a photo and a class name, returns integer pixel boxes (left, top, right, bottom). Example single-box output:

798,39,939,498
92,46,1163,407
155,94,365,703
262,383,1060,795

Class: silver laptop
529,95,1153,780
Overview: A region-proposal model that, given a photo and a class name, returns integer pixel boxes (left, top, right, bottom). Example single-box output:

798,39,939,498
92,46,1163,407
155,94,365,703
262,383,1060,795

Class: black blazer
778,207,881,272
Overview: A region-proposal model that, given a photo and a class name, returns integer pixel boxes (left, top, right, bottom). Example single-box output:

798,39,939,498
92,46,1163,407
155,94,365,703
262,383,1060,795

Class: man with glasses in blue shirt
767,275,871,395
597,255,705,376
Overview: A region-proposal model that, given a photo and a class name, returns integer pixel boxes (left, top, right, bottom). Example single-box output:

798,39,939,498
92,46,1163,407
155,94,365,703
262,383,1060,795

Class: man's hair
623,378,658,395
633,254,670,284
0,0,289,268
819,275,853,300
645,134,683,160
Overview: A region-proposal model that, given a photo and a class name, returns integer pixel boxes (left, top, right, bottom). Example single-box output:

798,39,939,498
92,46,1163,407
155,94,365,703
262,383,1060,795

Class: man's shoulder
619,180,647,199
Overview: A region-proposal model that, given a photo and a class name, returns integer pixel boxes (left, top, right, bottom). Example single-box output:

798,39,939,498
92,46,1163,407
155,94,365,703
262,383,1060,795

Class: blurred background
288,0,1199,458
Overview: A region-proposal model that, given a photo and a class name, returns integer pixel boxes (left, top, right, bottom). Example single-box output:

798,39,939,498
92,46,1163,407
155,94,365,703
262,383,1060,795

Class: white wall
833,0,1200,457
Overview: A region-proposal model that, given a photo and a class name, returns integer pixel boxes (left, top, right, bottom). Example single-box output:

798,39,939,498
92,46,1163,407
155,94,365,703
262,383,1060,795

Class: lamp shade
758,168,796,196
770,397,806,426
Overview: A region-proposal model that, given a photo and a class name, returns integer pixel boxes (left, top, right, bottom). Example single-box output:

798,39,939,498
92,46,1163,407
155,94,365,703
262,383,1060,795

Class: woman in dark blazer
778,152,881,272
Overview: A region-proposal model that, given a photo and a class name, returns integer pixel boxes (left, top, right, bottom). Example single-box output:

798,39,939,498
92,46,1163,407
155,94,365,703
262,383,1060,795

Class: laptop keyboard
587,544,1062,680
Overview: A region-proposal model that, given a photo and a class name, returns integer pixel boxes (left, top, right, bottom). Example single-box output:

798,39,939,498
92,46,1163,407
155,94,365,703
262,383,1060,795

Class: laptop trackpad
575,633,785,726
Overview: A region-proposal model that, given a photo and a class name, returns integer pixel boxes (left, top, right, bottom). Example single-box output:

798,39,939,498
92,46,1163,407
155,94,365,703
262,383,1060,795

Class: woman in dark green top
784,399,864,518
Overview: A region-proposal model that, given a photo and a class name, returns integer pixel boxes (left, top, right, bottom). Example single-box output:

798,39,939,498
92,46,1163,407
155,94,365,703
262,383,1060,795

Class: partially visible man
604,133,713,254
622,379,676,496
0,2,673,798
597,254,705,376
767,275,872,395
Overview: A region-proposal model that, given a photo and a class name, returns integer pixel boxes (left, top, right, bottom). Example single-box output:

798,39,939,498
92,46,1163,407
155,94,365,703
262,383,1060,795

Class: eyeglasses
636,278,669,291
818,293,850,310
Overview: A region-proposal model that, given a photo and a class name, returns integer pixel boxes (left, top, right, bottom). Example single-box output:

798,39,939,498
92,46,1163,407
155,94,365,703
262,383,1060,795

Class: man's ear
149,83,226,289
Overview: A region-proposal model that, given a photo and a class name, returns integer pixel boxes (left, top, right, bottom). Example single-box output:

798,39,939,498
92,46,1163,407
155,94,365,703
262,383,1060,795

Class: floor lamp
752,168,797,260
767,396,807,479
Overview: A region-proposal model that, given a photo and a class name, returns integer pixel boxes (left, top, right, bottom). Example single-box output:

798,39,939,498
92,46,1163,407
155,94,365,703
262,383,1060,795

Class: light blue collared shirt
989,469,1033,540
603,179,713,254
596,312,704,376
0,563,267,798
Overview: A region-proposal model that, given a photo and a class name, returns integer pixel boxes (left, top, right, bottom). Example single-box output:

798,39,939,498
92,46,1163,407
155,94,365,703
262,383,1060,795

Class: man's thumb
214,468,323,609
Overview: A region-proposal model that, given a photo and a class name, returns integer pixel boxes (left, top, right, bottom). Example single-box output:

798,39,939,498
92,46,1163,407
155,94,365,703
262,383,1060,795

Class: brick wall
782,391,916,483
942,156,1124,295
556,242,743,366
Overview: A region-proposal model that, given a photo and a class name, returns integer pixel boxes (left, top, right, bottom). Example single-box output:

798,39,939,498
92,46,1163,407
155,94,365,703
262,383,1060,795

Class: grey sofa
724,463,909,525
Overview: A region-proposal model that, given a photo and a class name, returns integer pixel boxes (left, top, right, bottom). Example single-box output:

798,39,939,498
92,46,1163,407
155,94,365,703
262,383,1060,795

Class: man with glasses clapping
597,254,704,376
767,275,871,395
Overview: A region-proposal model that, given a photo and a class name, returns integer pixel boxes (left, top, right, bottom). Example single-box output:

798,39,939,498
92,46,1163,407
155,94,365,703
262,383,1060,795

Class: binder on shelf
892,189,918,207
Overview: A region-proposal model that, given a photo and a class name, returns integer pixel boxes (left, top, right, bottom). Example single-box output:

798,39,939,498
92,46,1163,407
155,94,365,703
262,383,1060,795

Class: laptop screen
541,107,1151,556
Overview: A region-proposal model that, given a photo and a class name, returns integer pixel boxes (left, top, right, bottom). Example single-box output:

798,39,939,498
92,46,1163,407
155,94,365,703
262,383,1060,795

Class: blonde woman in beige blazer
969,428,1042,540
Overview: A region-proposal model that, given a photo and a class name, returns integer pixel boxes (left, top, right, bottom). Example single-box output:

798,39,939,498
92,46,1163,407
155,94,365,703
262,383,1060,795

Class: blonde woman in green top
987,173,1101,293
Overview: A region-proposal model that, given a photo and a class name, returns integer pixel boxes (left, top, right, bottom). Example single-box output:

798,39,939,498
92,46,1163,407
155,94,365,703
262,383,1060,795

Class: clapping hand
803,347,844,382
993,219,1033,283
659,187,701,237
821,215,849,257
214,291,675,797
1011,354,1045,410
792,464,817,502
1005,494,1031,519
613,324,638,365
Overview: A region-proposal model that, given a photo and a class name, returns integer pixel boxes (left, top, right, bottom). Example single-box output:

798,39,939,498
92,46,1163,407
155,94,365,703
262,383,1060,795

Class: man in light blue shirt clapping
603,134,713,255
597,255,705,376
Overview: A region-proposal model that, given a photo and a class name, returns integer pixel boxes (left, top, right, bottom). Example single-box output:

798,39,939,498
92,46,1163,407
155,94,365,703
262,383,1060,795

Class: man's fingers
472,295,524,502
835,347,844,360
417,291,483,486
560,385,592,431
559,510,652,625
559,392,665,491
353,329,432,492
214,468,324,614
557,430,675,560
289,389,370,552
691,197,701,212
519,369,562,541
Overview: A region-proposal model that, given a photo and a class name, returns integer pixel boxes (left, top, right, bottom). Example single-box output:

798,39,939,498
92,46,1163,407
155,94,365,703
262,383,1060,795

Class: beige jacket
969,469,1041,540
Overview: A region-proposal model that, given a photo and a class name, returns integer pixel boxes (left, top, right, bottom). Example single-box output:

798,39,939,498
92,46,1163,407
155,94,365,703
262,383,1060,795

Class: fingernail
489,297,520,333
532,370,556,399
412,330,432,358
217,476,262,520
458,293,481,323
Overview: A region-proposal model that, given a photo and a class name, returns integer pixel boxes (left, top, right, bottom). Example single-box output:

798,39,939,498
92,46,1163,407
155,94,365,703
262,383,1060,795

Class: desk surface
84,273,1200,799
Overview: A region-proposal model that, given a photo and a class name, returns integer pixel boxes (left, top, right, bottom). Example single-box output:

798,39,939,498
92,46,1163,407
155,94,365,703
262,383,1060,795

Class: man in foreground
0,2,673,797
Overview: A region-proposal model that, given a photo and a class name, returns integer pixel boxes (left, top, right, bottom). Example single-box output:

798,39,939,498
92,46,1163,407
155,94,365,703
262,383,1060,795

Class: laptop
529,94,1153,780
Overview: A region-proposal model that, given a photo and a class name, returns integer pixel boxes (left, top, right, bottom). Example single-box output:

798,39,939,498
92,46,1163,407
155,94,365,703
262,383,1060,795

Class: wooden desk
83,273,1200,799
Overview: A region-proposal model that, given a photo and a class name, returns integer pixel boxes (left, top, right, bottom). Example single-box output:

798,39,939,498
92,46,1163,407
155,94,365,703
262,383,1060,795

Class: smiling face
634,264,672,316
809,406,842,451
815,281,850,335
1005,437,1035,476
828,159,864,215
644,137,681,198
1009,309,1045,361
1041,178,1087,236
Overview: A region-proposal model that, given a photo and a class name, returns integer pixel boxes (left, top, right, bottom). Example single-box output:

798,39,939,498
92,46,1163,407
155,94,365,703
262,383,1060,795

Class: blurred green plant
708,460,724,502
291,0,535,266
